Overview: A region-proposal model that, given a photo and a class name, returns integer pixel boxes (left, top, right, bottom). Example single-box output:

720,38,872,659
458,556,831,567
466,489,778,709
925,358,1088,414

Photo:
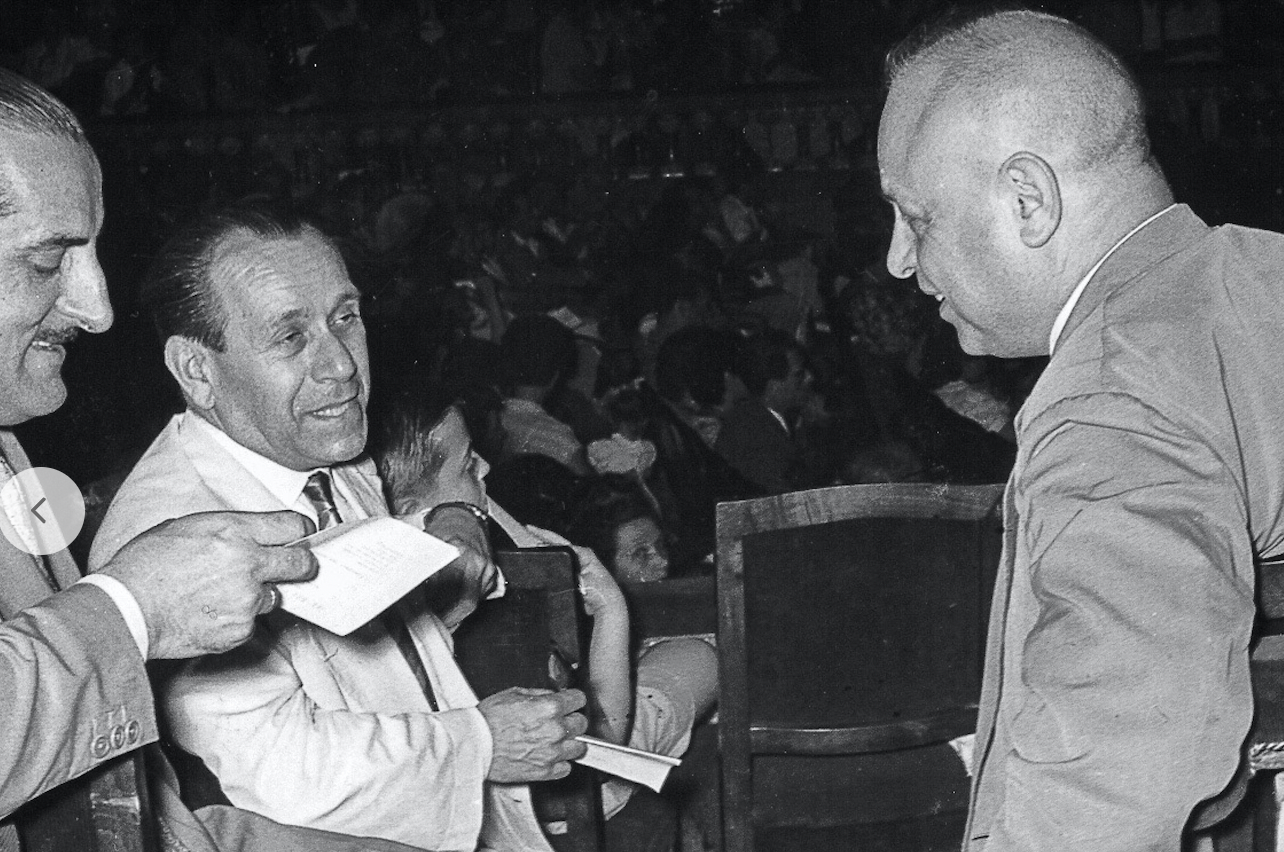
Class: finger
548,760,573,780
238,509,317,545
562,711,589,738
260,543,320,583
565,739,588,761
555,688,587,713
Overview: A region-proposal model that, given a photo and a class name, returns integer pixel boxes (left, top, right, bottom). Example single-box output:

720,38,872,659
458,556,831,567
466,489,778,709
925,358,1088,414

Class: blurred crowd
0,0,1276,119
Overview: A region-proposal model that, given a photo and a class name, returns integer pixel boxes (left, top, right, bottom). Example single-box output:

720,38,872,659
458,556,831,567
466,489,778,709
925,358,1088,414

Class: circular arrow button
0,467,85,556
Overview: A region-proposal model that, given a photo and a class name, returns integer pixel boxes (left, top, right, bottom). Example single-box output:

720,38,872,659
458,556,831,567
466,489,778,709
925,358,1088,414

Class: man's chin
0,379,67,426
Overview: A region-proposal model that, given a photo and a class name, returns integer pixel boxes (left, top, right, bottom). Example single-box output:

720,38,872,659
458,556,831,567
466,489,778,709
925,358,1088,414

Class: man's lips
309,397,360,419
31,327,80,352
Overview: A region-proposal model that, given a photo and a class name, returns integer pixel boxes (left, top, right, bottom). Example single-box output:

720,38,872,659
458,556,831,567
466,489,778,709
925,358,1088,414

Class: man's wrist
424,501,488,527
78,574,150,659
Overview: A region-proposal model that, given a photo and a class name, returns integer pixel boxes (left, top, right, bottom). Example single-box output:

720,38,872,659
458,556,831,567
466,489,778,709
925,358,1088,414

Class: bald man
879,9,1284,851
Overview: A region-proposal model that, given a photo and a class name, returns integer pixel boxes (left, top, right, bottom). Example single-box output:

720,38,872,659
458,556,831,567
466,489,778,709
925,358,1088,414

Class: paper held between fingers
574,735,681,792
283,516,460,636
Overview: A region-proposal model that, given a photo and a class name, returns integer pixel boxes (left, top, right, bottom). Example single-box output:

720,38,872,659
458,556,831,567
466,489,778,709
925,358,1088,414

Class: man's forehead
210,229,355,312
0,132,101,233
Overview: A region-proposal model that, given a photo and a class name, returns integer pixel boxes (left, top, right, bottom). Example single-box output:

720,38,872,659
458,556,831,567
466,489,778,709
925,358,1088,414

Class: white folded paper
574,735,681,792
283,516,460,636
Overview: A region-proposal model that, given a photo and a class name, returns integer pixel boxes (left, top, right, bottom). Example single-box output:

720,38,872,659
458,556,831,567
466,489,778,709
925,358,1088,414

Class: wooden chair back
16,753,158,852
453,547,604,852
716,482,1005,852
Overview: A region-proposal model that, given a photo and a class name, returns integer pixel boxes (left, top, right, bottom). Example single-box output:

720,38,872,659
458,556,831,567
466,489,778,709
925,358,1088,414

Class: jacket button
110,724,127,750
125,720,141,744
91,736,111,759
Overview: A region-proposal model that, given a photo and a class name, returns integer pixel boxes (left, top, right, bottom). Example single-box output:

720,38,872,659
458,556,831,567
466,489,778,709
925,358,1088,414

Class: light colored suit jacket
1,429,423,852
91,413,551,852
967,206,1284,851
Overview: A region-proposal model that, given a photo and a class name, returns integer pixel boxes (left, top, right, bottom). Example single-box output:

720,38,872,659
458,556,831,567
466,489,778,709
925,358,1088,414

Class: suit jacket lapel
0,430,81,617
177,415,290,514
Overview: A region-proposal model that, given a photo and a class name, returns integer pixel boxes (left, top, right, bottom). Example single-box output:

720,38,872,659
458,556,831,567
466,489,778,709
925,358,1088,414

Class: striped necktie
300,469,438,710
301,471,342,530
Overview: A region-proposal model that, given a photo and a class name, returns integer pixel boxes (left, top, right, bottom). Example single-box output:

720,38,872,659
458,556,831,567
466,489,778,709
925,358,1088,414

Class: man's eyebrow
26,235,91,251
267,307,307,331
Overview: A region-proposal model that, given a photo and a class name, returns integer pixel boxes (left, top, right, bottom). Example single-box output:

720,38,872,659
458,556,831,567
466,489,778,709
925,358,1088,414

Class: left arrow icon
30,497,46,524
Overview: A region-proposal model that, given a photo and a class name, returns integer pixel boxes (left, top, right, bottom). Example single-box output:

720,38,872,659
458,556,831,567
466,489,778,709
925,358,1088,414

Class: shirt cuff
77,574,150,660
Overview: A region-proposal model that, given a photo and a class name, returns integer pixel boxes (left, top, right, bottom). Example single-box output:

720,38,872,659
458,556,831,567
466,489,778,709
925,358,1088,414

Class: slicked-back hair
0,68,88,216
0,67,85,140
141,205,332,352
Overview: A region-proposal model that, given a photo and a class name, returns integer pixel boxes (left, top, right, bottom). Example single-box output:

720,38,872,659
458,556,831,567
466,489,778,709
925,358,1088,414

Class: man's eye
30,251,65,276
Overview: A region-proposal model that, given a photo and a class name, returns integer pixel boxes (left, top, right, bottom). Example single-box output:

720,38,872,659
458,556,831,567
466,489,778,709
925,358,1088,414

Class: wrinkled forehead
209,227,353,310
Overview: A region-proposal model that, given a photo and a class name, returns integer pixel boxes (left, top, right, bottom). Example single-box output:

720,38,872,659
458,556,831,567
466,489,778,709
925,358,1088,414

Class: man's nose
314,332,359,381
56,250,113,333
885,219,917,280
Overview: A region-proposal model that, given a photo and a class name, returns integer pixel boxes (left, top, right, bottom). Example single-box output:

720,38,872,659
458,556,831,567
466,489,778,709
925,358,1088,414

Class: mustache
34,326,81,347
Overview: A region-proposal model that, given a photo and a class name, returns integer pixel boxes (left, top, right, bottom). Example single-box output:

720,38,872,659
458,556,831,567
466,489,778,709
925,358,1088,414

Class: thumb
239,510,317,546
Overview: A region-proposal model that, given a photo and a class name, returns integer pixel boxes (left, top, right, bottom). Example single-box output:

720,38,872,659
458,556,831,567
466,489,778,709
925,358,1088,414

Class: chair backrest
715,482,1004,850
453,547,604,852
17,753,158,852
620,575,715,643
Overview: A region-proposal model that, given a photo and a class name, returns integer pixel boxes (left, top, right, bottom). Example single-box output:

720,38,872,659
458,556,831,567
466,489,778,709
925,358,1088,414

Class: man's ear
163,335,217,411
999,152,1061,248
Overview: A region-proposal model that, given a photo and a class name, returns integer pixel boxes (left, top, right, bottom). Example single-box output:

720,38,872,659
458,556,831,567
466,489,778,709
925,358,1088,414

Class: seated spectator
373,393,717,839
497,314,593,474
565,474,672,583
715,329,827,493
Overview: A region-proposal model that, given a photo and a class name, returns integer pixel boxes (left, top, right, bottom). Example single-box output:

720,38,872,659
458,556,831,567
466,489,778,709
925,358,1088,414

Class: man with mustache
0,68,435,852
90,206,589,851
878,8,1284,850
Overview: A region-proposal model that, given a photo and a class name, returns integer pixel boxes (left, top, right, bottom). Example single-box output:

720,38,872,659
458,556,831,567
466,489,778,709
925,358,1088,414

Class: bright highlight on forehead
881,11,1149,183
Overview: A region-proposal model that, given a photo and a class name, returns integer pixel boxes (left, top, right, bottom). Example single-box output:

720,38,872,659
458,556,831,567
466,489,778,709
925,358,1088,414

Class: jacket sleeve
986,392,1255,851
0,584,158,818
163,629,494,851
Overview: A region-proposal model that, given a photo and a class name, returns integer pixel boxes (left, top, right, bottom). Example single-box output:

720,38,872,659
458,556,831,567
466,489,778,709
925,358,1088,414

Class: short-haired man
879,9,1284,850
714,329,817,494
90,207,588,851
0,68,433,852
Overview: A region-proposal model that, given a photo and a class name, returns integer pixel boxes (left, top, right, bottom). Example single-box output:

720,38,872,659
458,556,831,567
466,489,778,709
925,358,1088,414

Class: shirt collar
1048,204,1178,355
189,412,321,515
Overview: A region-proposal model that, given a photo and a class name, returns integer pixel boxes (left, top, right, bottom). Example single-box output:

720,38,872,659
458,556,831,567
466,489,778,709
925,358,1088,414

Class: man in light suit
0,68,435,852
878,9,1284,851
90,206,589,851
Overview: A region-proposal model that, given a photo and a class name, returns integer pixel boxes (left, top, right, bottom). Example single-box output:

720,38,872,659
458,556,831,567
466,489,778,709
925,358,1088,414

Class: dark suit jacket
968,206,1284,851
715,398,807,495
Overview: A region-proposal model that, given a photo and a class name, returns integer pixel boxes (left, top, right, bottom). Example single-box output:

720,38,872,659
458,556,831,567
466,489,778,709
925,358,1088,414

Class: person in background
375,392,717,849
715,328,825,493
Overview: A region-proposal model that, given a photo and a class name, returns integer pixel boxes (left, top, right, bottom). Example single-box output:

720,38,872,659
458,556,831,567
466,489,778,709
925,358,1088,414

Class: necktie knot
302,471,342,530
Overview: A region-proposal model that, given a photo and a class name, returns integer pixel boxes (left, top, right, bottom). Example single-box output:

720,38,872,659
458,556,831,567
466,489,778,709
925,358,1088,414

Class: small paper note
574,736,681,792
283,517,459,636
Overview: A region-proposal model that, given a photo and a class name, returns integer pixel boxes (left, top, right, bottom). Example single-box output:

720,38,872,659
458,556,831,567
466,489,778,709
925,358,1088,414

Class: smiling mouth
311,399,358,418
31,327,80,353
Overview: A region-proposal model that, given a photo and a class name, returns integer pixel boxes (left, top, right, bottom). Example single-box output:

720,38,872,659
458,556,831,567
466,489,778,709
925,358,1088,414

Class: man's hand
479,687,589,783
420,506,497,630
98,510,318,660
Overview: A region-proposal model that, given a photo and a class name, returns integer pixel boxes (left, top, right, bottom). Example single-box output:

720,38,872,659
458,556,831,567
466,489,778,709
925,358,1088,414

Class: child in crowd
371,391,716,827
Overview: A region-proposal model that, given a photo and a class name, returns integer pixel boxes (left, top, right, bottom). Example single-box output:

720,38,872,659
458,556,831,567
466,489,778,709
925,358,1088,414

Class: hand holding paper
282,516,460,635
